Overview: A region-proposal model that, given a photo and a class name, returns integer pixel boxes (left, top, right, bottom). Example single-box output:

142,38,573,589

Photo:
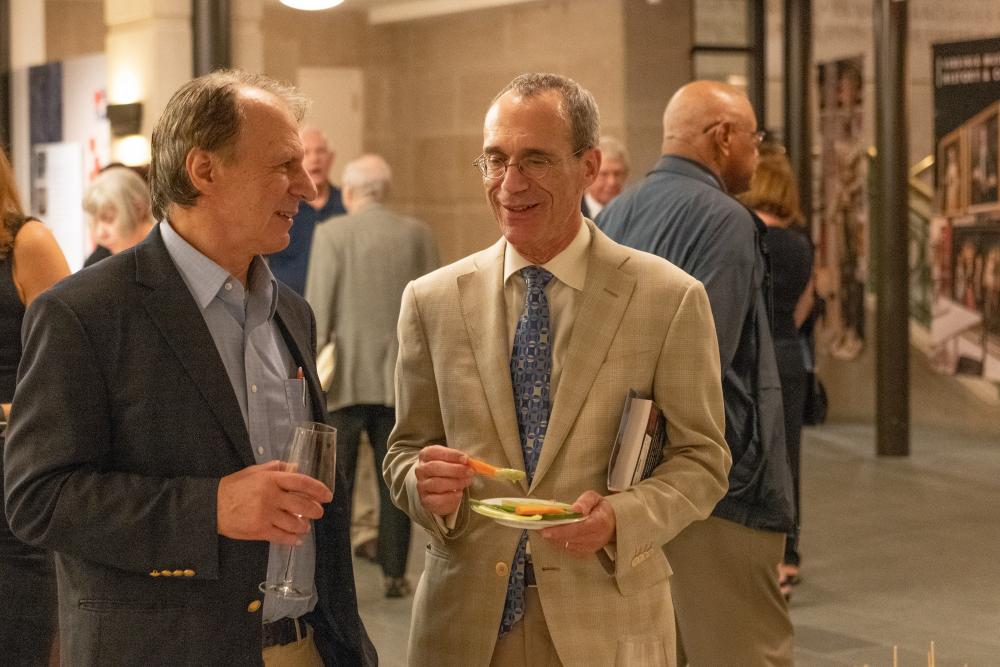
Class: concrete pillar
231,0,264,74
8,0,46,197
622,0,693,174
103,0,192,164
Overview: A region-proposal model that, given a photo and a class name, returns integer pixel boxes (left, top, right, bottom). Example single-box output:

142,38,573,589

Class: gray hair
82,167,154,235
342,154,392,202
149,69,309,220
493,72,600,153
599,136,629,167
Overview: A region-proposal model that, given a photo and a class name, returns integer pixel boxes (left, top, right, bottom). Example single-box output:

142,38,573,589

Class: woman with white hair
82,166,155,262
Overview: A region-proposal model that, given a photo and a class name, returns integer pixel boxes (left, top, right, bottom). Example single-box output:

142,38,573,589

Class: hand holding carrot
414,445,475,517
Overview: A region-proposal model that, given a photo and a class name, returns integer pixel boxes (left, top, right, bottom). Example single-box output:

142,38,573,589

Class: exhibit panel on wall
929,36,1000,382
815,55,868,362
21,54,110,271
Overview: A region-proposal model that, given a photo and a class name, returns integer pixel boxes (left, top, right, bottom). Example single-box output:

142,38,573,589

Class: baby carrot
467,458,498,476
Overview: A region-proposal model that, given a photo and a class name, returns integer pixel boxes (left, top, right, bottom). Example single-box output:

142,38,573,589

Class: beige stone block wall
362,0,627,265
46,1,105,62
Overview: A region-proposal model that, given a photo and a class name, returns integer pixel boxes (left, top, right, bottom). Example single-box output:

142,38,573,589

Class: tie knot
521,266,553,291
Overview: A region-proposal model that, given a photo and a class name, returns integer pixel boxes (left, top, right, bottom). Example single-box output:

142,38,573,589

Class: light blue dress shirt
161,221,315,622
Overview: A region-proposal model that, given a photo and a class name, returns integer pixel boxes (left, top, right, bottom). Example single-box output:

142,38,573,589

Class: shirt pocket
283,378,312,426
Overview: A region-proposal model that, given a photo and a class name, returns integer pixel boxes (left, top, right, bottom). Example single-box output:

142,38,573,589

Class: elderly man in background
582,135,630,219
598,80,795,666
5,70,375,666
269,127,346,295
305,153,438,599
384,72,730,666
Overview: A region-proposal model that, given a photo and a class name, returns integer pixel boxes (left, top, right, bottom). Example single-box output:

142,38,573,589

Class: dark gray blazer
4,226,376,666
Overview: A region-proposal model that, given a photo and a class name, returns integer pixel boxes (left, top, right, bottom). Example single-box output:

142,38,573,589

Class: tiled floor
354,421,1000,666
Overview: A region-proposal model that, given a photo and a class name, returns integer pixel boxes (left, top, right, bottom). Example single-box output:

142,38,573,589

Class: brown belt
261,617,307,649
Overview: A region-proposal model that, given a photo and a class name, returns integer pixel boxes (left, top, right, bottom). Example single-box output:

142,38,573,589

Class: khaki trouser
490,587,562,667
262,624,324,667
665,516,793,667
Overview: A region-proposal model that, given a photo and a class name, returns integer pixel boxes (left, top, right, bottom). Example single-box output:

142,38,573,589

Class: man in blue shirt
598,80,794,666
268,127,345,295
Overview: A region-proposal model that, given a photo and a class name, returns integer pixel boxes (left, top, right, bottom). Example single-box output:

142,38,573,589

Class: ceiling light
279,0,344,10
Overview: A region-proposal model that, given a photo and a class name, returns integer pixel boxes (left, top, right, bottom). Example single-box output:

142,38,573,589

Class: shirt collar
160,220,278,319
584,193,603,218
503,219,591,291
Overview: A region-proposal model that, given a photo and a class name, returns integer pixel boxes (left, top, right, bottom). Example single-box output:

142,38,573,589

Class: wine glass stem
280,542,296,586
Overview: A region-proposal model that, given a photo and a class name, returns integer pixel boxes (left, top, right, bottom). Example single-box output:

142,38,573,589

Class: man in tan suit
383,73,731,666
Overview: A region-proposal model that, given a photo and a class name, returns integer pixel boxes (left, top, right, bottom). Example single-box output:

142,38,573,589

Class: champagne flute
259,421,337,599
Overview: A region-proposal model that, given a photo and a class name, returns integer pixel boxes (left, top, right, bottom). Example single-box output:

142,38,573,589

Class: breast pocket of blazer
283,378,312,425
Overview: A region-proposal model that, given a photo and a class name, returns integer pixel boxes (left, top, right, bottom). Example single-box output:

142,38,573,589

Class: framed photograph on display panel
967,103,1000,213
937,127,966,217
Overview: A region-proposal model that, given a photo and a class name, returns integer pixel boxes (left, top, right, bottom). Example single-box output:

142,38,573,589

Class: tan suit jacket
384,221,730,666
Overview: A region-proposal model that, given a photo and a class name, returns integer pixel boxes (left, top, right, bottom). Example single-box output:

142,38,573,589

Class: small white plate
471,497,585,530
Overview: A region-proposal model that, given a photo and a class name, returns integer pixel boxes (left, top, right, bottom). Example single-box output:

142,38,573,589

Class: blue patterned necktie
499,265,554,637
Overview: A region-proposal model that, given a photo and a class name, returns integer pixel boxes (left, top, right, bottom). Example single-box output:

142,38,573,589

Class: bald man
268,127,346,295
598,81,795,665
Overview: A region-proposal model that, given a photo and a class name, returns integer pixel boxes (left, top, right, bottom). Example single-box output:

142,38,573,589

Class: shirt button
257,446,264,455
225,282,233,291
250,384,258,393
495,562,509,577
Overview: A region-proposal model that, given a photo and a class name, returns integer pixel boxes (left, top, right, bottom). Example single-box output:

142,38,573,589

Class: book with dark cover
607,389,667,492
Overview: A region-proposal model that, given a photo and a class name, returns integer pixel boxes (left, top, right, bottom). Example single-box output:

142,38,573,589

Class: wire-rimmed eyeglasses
702,121,766,146
472,147,588,181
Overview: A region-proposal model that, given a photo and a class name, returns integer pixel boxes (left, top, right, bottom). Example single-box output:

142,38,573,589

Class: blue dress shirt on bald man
162,221,315,622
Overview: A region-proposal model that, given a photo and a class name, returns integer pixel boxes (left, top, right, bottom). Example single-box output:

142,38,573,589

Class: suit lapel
530,224,636,490
137,228,255,468
457,240,528,492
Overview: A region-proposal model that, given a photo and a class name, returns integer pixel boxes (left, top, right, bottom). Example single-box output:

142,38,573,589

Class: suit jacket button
631,553,648,568
247,600,262,613
149,570,160,577
495,562,509,577
183,569,195,577
172,569,185,577
161,569,173,577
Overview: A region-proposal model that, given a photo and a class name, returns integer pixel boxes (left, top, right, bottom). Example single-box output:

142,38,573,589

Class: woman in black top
740,147,814,600
1,146,70,664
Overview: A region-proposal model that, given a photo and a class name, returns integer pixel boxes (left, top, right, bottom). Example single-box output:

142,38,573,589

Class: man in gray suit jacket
4,70,375,666
305,154,438,598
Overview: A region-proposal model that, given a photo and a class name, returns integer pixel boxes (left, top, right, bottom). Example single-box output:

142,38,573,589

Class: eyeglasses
702,121,766,146
472,147,588,181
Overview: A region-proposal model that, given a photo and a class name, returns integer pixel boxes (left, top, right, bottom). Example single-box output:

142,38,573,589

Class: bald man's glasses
702,121,765,146
473,147,587,181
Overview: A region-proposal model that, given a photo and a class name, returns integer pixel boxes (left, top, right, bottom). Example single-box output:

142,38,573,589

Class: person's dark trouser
774,339,807,567
1,438,58,665
327,405,411,578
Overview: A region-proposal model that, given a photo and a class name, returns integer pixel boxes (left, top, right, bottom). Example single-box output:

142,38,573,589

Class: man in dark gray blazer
598,80,793,666
4,70,375,666
305,154,438,599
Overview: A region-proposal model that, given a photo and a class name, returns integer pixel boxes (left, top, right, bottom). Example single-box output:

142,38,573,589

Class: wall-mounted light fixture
107,102,143,137
279,0,344,9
